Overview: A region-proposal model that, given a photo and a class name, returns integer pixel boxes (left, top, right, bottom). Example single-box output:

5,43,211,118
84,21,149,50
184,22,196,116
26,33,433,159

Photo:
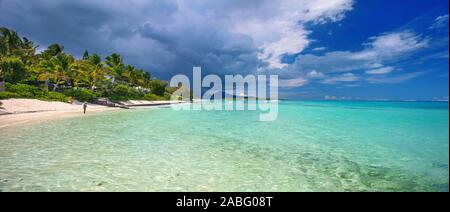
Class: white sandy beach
0,99,119,128
0,99,114,114
0,99,185,128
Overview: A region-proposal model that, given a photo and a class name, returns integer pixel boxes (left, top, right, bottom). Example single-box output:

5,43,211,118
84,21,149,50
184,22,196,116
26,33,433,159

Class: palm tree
0,27,173,101
40,44,64,60
38,53,75,91
105,53,124,82
133,69,151,88
20,37,37,63
0,56,26,84
122,65,135,85
86,54,109,90
149,79,168,96
70,59,90,88
0,27,32,88
0,27,23,56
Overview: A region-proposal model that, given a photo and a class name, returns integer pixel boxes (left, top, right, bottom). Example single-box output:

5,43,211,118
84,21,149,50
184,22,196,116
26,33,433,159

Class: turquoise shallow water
0,101,448,191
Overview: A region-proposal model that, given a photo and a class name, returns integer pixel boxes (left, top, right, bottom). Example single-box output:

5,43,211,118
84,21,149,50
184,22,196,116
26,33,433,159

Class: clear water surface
0,101,448,191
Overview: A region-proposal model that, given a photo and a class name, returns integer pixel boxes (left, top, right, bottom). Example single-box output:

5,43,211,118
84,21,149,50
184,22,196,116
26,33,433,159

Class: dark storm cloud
0,0,356,81
1,0,114,50
0,0,262,79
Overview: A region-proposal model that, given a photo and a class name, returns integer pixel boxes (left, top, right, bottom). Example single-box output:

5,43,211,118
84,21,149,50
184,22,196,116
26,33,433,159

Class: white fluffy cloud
312,47,327,51
274,30,429,87
351,31,429,61
365,66,395,75
306,70,326,79
279,77,309,88
231,0,354,69
367,72,424,84
322,73,359,84
294,31,428,74
430,14,449,29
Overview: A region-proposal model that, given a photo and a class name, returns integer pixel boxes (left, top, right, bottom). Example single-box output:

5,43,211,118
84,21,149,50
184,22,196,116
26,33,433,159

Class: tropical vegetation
0,27,177,103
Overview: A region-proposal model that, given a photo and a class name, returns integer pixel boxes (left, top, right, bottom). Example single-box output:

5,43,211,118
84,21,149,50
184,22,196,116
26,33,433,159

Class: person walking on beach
83,102,87,114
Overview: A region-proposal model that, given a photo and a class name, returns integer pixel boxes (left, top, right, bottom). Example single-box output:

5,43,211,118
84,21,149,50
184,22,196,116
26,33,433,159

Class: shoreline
0,99,186,129
0,108,119,129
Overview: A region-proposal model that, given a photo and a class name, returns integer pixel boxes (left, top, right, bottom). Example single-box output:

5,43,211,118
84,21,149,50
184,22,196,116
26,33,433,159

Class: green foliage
2,83,67,102
110,84,131,101
37,53,75,89
105,53,123,70
0,57,27,83
1,27,23,56
1,27,182,104
65,89,98,102
7,83,42,97
0,91,20,99
149,79,167,96
39,91,68,102
40,44,64,60
88,54,102,66
82,50,89,60
165,93,174,100
144,93,167,101
108,84,144,101
1,27,37,84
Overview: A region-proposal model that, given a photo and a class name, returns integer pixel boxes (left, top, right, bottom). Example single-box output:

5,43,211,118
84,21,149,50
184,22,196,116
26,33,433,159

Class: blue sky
0,0,448,100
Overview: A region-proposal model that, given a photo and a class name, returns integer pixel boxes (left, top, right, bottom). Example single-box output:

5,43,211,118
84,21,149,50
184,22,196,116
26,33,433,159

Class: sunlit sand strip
0,99,119,128
0,99,189,129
